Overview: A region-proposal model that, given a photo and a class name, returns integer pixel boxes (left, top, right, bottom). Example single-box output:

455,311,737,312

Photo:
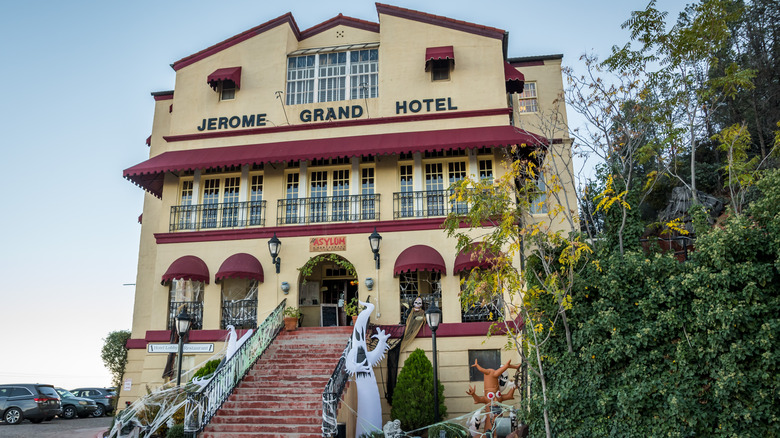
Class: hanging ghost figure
345,300,390,438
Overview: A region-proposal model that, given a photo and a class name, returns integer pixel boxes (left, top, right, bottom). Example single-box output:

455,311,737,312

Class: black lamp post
175,308,192,386
425,301,442,423
268,232,281,273
368,227,382,269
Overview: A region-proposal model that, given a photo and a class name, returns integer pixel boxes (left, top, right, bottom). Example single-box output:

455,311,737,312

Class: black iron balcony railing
169,201,266,232
168,301,203,331
461,299,504,322
393,190,469,219
221,299,257,329
277,194,379,225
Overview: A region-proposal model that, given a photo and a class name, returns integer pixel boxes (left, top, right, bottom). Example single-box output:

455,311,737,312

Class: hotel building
121,3,573,424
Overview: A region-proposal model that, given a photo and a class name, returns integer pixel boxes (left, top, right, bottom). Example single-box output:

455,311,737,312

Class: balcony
170,201,266,232
277,194,380,225
168,301,203,331
221,299,257,329
392,190,469,219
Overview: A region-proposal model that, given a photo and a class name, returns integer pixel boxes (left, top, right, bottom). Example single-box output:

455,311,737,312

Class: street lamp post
268,233,282,273
175,308,192,386
425,301,442,423
368,228,382,269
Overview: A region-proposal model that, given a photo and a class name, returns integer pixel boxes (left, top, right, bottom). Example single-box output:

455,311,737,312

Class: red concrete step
200,326,349,438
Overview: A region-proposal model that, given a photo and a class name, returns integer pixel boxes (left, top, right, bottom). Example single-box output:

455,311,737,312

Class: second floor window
518,82,538,113
286,48,378,105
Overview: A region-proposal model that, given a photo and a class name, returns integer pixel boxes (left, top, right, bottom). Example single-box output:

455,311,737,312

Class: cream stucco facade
122,4,574,424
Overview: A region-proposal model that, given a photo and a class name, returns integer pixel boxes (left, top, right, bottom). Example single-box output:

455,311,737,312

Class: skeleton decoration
466,359,520,435
383,419,403,438
345,300,390,438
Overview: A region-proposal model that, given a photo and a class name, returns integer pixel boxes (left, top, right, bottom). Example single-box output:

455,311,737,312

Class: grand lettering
300,105,363,122
197,113,267,131
395,97,457,114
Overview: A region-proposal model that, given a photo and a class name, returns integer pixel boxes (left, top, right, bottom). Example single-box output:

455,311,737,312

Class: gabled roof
172,13,379,72
375,3,505,40
171,4,506,72
300,13,379,39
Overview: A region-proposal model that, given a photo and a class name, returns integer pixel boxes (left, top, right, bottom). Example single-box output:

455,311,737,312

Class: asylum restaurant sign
195,98,458,131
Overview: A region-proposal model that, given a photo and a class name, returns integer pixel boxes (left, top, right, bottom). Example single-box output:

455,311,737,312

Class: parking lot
0,415,111,438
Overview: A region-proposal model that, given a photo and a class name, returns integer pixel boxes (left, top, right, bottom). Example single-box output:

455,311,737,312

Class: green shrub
391,348,446,432
190,359,221,382
166,423,184,438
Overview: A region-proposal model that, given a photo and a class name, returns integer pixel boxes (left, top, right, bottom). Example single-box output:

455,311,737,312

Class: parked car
0,384,62,425
69,387,116,417
54,388,98,419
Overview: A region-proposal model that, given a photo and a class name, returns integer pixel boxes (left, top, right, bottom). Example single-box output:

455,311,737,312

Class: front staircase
200,326,353,438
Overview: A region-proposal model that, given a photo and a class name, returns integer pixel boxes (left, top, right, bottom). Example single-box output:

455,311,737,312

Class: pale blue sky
0,1,681,389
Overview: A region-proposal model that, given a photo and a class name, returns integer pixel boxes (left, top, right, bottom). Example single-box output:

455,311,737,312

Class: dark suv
0,384,62,424
70,387,116,417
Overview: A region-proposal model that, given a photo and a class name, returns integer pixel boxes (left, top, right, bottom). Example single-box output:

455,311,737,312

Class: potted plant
283,306,301,331
343,298,365,325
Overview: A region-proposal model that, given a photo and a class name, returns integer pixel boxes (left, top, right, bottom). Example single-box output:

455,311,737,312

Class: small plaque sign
310,236,346,252
147,343,214,354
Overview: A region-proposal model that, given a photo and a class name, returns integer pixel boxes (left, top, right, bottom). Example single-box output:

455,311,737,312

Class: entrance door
320,279,358,326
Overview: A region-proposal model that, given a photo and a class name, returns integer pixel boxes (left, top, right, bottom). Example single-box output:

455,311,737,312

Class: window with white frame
530,171,548,214
308,167,350,222
200,175,241,228
361,167,376,219
220,80,236,101
517,82,538,113
285,172,300,223
399,163,414,218
286,48,378,105
249,174,263,226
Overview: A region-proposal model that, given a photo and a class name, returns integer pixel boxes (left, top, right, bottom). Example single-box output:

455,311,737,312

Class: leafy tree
605,0,754,205
101,330,131,389
391,348,446,432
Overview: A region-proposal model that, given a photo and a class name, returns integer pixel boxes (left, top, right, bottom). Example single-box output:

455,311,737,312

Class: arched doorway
298,254,357,327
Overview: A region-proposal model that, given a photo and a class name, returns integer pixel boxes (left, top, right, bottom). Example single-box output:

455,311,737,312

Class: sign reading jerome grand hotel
195,98,458,131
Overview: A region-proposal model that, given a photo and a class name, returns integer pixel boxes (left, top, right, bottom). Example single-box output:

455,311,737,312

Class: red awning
425,46,454,71
394,245,447,276
504,62,525,94
215,253,264,283
207,67,242,90
162,255,210,284
124,125,547,197
453,244,501,274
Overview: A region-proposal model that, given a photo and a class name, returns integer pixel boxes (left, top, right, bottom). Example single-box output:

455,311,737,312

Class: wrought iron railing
169,201,266,232
322,337,352,437
277,194,379,225
392,190,469,219
461,299,504,322
221,299,257,329
183,300,285,435
168,301,203,331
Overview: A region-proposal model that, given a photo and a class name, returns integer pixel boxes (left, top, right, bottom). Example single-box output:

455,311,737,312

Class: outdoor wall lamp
368,227,382,269
174,307,192,386
268,233,282,273
425,301,442,423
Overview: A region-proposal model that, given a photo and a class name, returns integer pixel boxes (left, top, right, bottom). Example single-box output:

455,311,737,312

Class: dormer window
219,80,236,101
207,67,242,101
425,46,454,81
